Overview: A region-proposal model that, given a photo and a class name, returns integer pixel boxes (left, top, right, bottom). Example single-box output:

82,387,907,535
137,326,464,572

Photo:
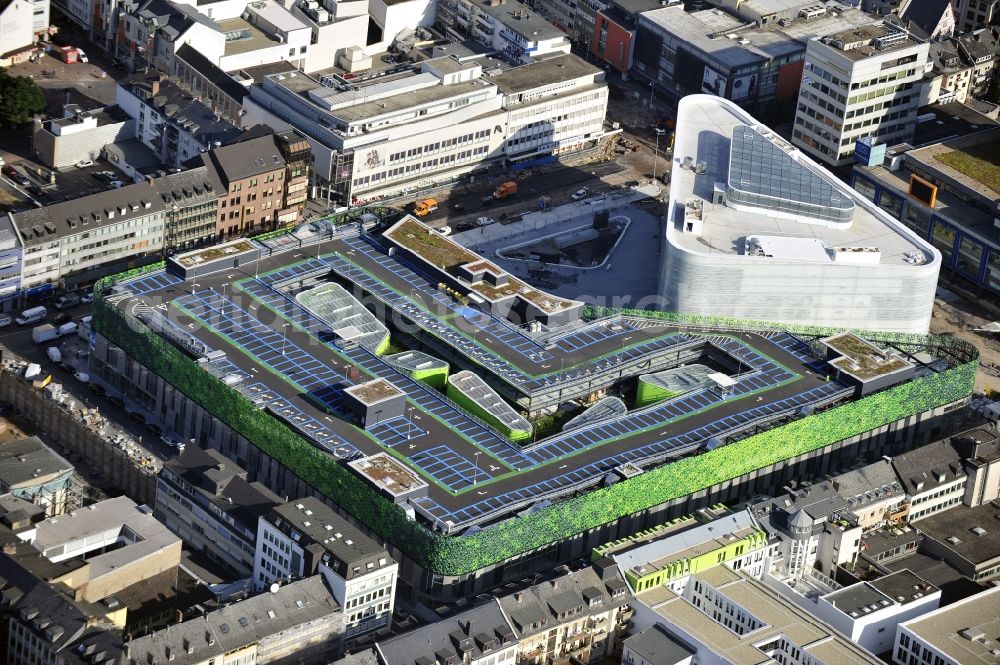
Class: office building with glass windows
792,22,928,167
661,94,940,333
851,127,1000,300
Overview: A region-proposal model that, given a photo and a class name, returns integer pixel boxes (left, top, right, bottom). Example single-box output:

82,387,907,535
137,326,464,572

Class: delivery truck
492,181,518,200
16,306,46,325
32,324,57,344
58,322,78,337
413,198,438,216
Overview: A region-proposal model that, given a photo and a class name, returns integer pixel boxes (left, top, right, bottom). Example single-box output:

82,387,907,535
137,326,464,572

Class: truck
53,293,80,309
492,181,518,200
32,324,58,344
16,306,47,325
413,198,438,216
55,45,79,64
58,322,78,337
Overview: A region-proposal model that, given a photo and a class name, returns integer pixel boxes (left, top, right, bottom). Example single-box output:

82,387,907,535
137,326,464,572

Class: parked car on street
572,187,589,200
476,217,495,226
75,159,94,168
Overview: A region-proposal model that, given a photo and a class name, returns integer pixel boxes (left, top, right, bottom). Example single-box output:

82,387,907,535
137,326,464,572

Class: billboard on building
908,174,938,208
730,73,758,101
702,67,727,96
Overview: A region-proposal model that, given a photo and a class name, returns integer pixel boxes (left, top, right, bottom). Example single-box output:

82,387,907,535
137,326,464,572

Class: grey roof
496,565,631,638
914,501,1000,566
125,576,339,665
10,165,218,247
121,73,242,147
867,569,938,605
486,54,601,94
175,44,251,102
264,497,392,580
34,497,181,581
472,0,565,42
151,165,223,208
830,459,904,510
376,601,515,665
824,580,894,618
162,447,281,531
752,482,851,538
0,437,73,490
899,0,952,38
206,131,286,183
331,649,380,665
623,625,695,665
890,438,964,495
611,511,760,575
956,31,998,63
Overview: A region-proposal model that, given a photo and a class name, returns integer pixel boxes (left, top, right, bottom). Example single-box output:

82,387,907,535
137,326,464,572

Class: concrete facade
792,23,928,166
31,106,134,170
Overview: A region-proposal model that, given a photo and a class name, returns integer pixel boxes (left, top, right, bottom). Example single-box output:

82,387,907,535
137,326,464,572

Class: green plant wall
94,274,978,577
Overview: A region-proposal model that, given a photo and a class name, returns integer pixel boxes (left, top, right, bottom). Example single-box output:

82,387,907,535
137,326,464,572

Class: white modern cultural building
660,94,940,334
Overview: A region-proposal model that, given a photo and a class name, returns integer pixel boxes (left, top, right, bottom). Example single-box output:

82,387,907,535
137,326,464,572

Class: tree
0,71,45,125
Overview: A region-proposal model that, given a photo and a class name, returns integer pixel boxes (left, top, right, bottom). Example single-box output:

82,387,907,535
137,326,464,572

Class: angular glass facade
726,125,855,225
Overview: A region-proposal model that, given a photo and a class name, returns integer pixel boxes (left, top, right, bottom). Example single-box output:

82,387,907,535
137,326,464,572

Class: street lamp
281,322,288,357
473,451,481,485
652,128,666,183
649,80,656,107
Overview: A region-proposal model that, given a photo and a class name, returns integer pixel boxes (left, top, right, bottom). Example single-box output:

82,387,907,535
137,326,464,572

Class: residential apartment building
952,0,1000,33
830,460,908,530
9,166,221,290
116,0,311,74
610,511,769,596
630,565,885,665
205,128,309,239
0,215,22,307
117,73,243,169
436,0,571,64
0,0,38,65
54,0,122,50
376,601,518,665
158,165,223,252
31,496,182,603
155,446,282,581
850,127,1000,299
633,1,880,113
124,575,346,665
0,437,74,517
751,483,863,580
496,562,632,665
254,497,398,640
589,0,662,77
890,437,967,522
792,22,929,166
893,585,1000,665
244,53,607,203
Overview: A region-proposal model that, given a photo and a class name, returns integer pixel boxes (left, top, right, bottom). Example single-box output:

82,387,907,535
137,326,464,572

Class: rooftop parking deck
102,228,868,532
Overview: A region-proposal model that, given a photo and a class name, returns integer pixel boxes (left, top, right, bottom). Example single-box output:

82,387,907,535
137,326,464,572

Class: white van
16,306,46,325
46,347,62,363
0,314,11,327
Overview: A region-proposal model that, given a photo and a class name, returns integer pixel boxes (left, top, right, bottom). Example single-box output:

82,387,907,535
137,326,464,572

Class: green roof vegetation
92,272,978,577
934,139,1000,195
